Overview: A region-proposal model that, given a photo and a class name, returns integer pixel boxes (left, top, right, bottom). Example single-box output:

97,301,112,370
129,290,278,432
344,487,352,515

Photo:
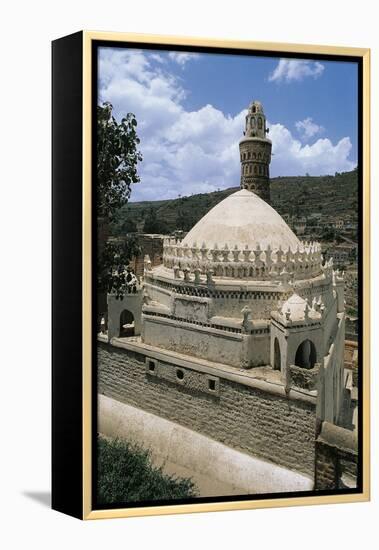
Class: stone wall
288,364,319,391
146,277,290,321
98,342,317,477
315,421,358,490
143,314,247,367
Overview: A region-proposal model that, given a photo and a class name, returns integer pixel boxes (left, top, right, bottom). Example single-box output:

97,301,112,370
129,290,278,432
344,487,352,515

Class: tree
97,102,142,219
96,102,142,300
110,215,138,237
98,237,141,299
321,227,336,242
143,208,170,234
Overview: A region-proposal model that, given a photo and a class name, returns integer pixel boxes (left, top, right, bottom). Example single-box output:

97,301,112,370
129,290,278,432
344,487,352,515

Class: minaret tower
239,100,272,202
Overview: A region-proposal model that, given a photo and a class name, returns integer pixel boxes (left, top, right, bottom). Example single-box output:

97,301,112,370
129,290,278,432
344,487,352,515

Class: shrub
97,436,198,505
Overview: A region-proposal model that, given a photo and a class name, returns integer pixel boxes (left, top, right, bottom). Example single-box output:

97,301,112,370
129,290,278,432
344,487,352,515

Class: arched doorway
119,309,135,337
295,339,317,369
274,338,281,370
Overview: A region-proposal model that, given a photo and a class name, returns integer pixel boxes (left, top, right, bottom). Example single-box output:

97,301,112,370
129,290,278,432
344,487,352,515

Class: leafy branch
97,102,142,299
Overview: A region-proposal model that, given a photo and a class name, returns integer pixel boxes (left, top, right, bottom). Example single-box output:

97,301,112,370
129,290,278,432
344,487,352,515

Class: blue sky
98,47,358,202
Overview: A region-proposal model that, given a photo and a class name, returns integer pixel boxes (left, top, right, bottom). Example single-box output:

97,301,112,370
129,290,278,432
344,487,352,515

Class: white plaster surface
99,394,314,497
181,189,300,251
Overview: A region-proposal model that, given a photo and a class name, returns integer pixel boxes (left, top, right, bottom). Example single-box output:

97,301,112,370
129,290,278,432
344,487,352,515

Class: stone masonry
98,342,317,477
315,421,358,489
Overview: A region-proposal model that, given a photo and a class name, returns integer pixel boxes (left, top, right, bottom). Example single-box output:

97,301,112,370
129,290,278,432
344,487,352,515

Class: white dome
281,293,321,322
281,293,308,321
182,189,300,251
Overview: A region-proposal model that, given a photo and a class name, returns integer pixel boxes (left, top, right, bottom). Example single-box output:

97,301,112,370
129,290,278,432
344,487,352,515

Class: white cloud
149,53,166,64
168,51,199,67
295,117,324,139
269,59,324,83
98,48,355,202
269,123,354,176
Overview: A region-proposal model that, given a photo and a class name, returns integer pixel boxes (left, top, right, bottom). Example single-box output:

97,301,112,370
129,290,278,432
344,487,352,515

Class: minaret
239,100,272,202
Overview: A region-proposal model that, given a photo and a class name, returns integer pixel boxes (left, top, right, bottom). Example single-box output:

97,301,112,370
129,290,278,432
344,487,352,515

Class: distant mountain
110,168,358,237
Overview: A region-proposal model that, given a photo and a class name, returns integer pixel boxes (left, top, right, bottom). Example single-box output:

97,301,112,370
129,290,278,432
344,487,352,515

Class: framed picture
52,31,370,520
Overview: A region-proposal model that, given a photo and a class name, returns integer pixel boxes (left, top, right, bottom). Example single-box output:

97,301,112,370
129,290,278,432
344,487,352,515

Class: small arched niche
295,339,317,369
274,338,281,370
119,309,135,337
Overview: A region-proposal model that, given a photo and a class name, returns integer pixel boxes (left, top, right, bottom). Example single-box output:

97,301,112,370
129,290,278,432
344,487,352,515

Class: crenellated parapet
162,238,324,282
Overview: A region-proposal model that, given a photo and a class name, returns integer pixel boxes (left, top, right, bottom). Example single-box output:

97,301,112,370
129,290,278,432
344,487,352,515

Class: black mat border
90,38,364,512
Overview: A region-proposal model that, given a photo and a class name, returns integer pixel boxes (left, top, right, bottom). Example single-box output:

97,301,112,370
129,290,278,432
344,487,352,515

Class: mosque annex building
98,101,358,496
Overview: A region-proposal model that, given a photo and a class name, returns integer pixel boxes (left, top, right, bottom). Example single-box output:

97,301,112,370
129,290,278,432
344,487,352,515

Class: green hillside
111,168,358,237
271,169,358,220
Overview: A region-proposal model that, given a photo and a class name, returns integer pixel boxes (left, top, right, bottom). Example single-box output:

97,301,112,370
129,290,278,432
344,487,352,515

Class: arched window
254,165,258,175
258,117,263,129
119,309,135,337
295,339,317,369
252,106,256,113
258,152,262,160
252,153,256,160
274,338,281,370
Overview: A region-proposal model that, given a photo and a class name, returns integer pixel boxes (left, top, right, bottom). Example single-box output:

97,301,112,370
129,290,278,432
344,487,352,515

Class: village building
129,233,166,278
325,242,358,268
292,216,307,235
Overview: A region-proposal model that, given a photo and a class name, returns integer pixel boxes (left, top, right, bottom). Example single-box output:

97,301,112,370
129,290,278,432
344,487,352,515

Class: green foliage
321,227,337,242
97,437,198,505
143,207,171,234
346,306,358,317
97,102,142,220
271,168,358,221
97,102,142,299
97,236,141,299
110,216,137,235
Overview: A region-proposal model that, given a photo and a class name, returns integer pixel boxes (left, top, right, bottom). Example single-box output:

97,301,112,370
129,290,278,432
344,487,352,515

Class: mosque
100,101,354,494
139,100,345,425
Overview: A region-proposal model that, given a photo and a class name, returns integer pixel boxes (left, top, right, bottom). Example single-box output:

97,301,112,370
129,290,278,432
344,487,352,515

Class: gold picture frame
52,31,370,520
